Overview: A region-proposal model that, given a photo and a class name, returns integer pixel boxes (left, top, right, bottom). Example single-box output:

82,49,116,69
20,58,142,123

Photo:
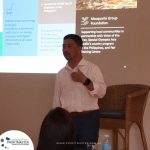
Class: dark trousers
72,110,100,150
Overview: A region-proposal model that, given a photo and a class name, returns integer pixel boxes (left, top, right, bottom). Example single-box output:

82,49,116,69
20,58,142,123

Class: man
53,34,106,150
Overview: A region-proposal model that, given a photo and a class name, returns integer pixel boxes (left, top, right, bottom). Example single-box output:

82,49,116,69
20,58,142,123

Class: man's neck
68,56,82,69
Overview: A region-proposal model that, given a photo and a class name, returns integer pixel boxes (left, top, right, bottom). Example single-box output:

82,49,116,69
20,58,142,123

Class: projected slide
0,0,138,73
76,0,137,54
3,0,38,56
38,0,75,56
0,0,76,73
0,0,2,56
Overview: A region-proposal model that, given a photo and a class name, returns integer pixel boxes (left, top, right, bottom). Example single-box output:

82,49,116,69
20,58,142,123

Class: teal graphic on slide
3,0,38,56
0,32,2,56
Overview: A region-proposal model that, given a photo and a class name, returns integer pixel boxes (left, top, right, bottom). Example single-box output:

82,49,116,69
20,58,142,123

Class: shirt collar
65,58,87,72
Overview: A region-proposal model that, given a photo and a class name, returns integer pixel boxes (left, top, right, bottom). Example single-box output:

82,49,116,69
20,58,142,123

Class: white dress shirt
53,58,106,112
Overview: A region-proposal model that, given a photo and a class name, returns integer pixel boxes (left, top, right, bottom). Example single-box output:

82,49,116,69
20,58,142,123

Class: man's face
63,39,81,61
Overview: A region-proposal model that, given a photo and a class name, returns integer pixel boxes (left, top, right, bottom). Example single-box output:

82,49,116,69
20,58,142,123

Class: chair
98,84,150,150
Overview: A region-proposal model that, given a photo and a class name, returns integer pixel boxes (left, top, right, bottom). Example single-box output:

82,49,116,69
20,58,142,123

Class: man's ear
78,46,82,53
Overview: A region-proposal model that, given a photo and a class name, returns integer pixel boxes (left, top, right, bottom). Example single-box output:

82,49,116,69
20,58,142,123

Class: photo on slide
77,0,137,10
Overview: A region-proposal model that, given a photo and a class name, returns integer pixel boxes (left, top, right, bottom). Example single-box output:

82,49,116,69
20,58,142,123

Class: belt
70,109,99,118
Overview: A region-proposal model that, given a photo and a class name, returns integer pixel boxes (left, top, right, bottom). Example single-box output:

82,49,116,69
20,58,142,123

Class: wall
0,64,149,150
0,73,55,147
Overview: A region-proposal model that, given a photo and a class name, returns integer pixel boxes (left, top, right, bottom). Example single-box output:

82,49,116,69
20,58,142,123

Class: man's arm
71,68,106,98
71,69,94,91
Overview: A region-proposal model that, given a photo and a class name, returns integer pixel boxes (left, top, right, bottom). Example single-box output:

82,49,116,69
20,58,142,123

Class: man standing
53,34,106,150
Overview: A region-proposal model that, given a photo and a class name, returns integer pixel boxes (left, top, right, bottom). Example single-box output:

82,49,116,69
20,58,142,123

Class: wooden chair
98,84,150,150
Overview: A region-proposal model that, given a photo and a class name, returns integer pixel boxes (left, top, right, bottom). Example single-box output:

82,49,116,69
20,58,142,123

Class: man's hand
71,69,86,83
71,69,94,90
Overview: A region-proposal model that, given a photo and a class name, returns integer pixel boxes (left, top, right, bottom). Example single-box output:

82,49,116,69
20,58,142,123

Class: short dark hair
63,34,83,47
37,107,75,150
